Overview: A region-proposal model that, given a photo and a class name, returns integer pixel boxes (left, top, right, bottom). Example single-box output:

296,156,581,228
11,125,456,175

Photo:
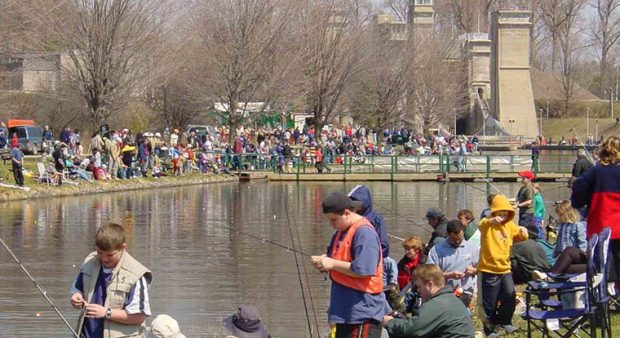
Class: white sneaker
532,270,548,281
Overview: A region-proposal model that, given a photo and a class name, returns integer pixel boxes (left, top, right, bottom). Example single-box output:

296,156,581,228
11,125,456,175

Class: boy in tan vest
70,223,152,338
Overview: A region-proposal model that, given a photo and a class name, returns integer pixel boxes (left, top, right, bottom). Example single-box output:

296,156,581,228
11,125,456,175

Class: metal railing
216,153,575,177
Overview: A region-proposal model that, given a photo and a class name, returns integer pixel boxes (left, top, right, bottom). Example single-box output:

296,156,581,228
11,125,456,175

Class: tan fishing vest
77,251,152,338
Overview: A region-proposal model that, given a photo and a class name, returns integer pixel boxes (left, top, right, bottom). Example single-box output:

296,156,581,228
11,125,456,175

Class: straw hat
147,315,185,338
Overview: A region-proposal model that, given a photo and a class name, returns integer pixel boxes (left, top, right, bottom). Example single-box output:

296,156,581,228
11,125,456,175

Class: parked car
8,124,44,154
186,125,220,145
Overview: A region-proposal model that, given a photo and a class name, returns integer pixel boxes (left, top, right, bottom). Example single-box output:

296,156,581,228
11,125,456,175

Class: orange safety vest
329,217,383,294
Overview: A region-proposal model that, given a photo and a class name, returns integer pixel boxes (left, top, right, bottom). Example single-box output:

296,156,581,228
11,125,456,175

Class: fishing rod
474,174,501,193
230,228,312,257
569,126,596,164
280,184,320,338
373,203,432,239
447,177,493,194
0,237,80,338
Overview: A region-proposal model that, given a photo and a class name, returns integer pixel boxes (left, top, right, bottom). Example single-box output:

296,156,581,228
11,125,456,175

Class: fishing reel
404,288,423,314
546,215,558,234
545,215,558,242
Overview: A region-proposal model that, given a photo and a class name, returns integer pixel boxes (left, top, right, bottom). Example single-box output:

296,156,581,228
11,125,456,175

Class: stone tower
464,33,492,134
409,0,434,26
490,11,538,139
409,0,434,43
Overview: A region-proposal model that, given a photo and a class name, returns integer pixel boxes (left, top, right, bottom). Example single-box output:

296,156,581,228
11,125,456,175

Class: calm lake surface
0,180,571,337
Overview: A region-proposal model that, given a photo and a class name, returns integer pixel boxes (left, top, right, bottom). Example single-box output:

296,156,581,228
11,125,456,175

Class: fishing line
448,177,496,194
569,126,596,164
228,230,312,257
280,183,316,338
373,203,433,239
0,237,80,338
474,174,502,193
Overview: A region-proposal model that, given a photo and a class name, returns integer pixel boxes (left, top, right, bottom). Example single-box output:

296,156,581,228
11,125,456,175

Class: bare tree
385,0,409,22
538,0,586,72
191,0,300,142
0,0,63,54
147,75,198,130
348,30,413,144
436,0,499,33
592,0,620,95
49,0,165,129
300,0,371,132
557,0,586,116
410,36,467,132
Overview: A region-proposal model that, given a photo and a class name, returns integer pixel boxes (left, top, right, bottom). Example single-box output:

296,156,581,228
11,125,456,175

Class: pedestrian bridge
230,153,575,182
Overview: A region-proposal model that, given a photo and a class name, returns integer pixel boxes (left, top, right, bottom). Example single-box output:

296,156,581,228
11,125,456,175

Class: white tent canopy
213,102,270,115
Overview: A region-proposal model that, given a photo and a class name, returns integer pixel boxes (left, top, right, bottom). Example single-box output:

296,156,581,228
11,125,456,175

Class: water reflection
0,181,571,337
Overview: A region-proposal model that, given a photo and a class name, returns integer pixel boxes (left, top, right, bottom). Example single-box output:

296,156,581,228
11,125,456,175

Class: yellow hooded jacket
478,195,528,274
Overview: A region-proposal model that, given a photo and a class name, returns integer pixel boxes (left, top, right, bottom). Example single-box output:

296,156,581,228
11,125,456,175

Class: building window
415,0,432,5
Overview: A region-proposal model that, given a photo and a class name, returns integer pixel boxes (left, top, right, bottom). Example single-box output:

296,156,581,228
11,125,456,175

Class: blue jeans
534,215,544,238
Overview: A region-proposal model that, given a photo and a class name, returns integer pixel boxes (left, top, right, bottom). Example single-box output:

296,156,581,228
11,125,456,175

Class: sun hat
223,305,269,338
322,192,364,214
147,314,186,338
518,170,535,180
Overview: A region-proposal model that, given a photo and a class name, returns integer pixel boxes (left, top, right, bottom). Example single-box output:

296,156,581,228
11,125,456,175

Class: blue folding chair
595,227,612,338
523,234,599,338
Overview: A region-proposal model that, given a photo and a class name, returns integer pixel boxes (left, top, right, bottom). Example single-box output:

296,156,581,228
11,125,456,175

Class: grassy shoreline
0,159,239,202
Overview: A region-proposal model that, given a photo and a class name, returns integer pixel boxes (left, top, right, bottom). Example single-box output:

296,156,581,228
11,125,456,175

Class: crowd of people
5,121,619,337
3,123,487,187
307,135,619,338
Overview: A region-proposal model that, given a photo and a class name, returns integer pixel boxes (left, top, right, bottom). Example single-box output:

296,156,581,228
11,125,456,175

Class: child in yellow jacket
478,194,528,337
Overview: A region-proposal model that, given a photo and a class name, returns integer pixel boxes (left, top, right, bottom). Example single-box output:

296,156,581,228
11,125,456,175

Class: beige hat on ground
147,314,186,338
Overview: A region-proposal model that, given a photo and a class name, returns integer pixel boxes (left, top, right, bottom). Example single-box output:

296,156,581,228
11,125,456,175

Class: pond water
0,180,571,337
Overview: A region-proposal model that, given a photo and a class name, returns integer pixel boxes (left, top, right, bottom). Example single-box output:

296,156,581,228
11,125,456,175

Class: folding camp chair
523,234,600,338
36,162,60,186
596,227,612,338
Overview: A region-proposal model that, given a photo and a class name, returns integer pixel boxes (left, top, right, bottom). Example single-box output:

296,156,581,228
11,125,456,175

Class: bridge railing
221,153,575,176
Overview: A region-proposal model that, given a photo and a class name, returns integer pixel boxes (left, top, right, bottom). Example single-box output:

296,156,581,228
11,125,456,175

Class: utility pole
539,108,543,137
611,90,615,121
453,109,457,136
586,107,590,140
596,119,599,142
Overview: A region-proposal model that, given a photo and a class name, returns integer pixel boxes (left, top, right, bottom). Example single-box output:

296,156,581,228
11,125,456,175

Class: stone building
0,52,69,92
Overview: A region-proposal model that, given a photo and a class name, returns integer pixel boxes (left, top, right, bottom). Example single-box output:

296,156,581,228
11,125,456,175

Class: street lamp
508,119,515,144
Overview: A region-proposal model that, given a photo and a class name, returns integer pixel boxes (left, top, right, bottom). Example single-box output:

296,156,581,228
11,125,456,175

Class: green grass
540,117,620,143
0,156,229,196
468,283,620,337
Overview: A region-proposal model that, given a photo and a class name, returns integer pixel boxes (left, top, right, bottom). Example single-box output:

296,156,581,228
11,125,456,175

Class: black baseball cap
322,192,364,214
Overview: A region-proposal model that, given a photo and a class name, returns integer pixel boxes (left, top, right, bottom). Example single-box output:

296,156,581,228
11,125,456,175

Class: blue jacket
572,164,620,239
348,185,389,257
